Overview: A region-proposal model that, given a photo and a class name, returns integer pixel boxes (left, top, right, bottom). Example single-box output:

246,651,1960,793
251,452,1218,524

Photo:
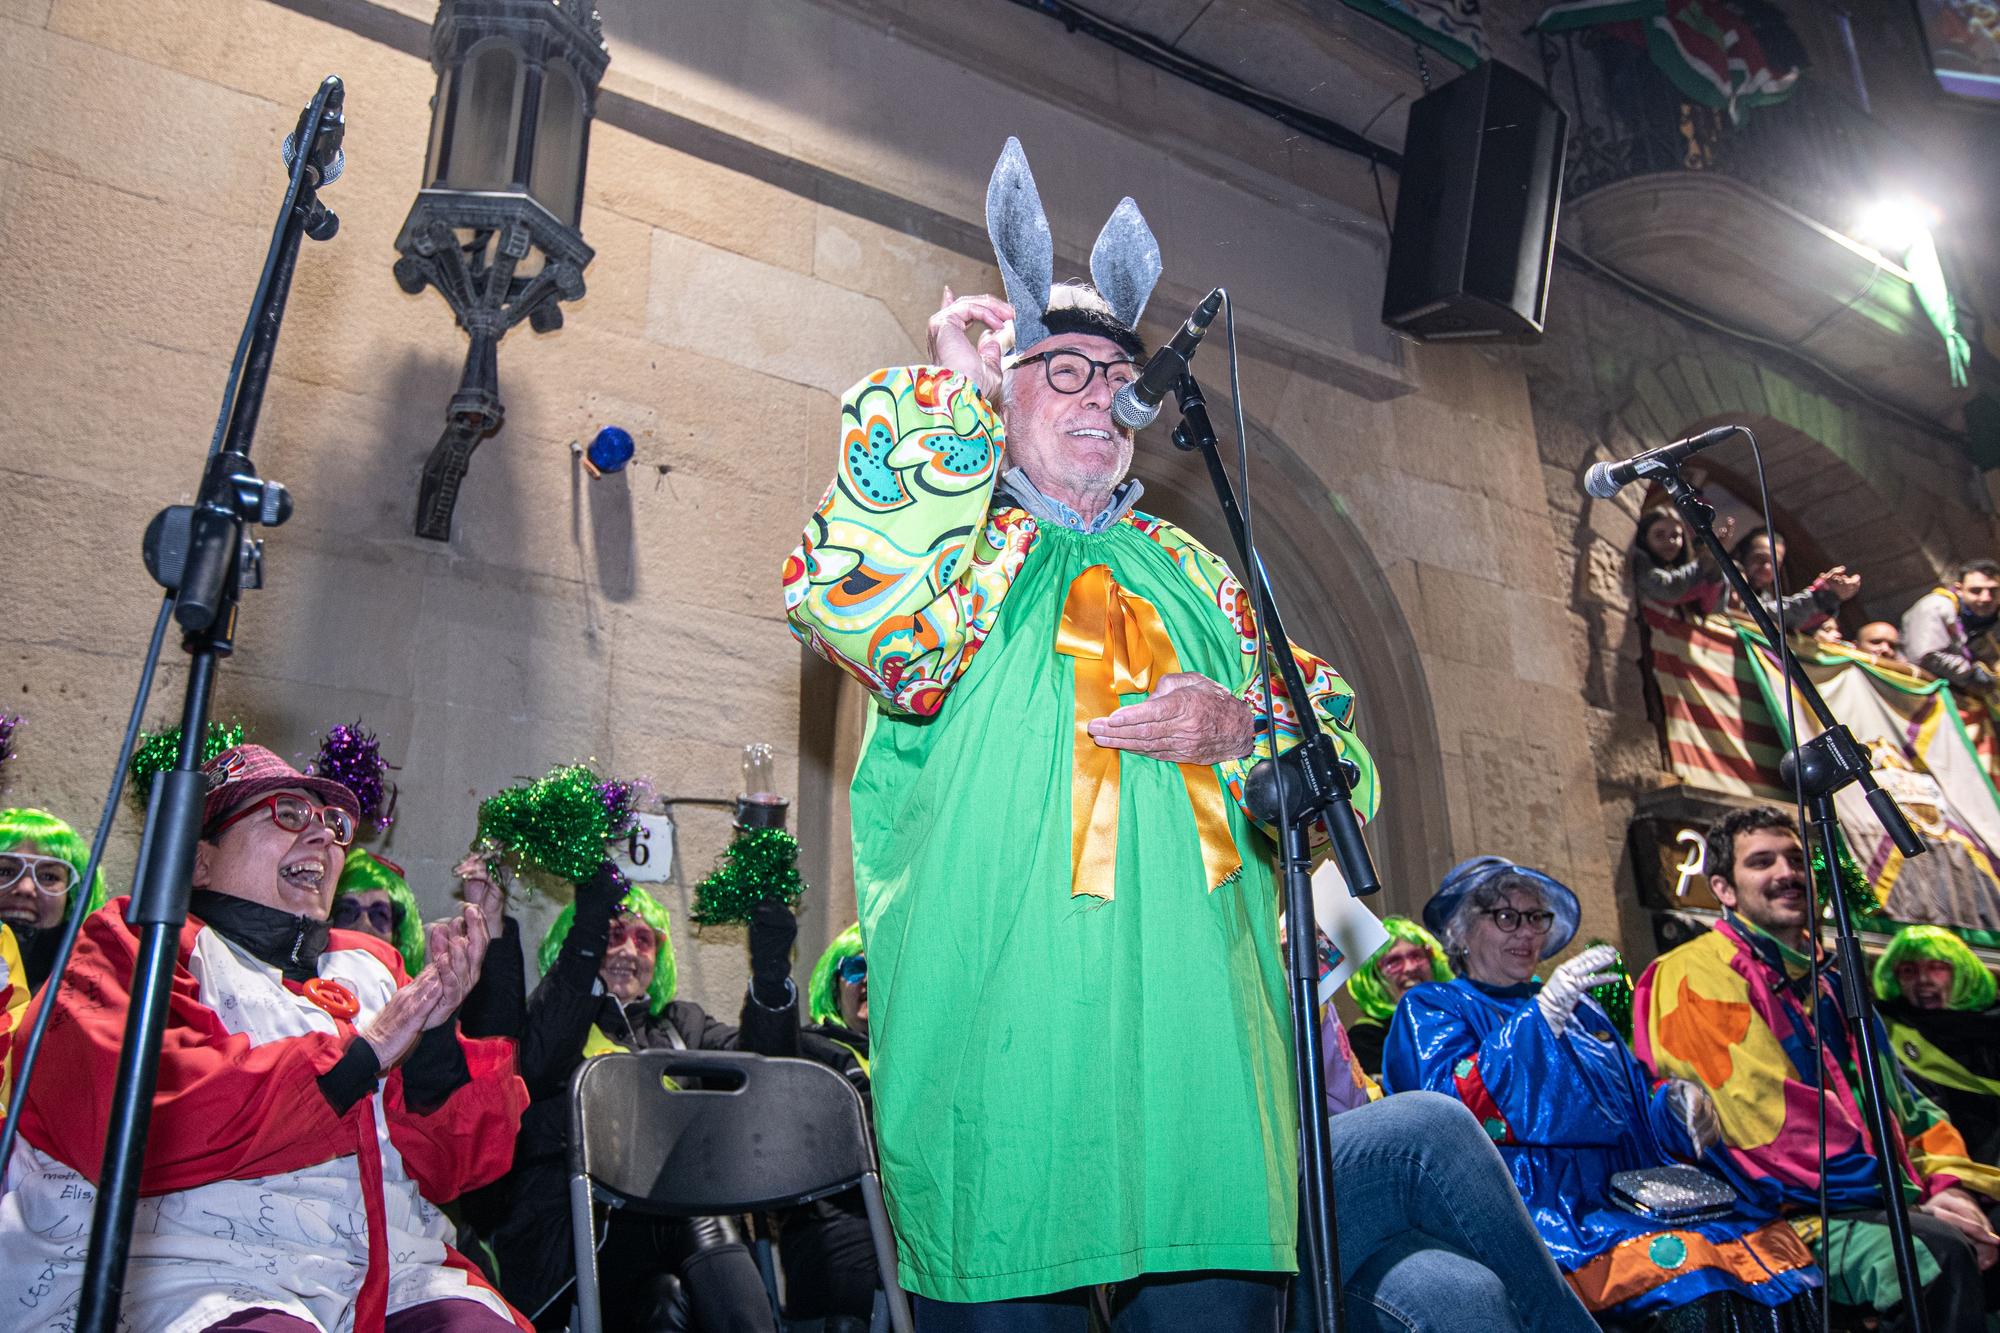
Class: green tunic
783,366,1378,1302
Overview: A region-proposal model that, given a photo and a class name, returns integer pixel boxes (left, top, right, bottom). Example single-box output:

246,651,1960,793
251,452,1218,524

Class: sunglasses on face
0,853,78,897
331,897,400,935
1480,907,1556,935
608,918,658,953
837,954,867,985
211,793,357,847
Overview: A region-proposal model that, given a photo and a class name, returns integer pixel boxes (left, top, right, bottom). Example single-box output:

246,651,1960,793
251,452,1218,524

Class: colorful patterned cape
0,924,24,1114
1381,977,1820,1317
1635,918,2000,1218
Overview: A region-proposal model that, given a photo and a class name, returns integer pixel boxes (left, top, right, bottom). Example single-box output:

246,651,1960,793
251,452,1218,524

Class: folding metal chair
566,1049,914,1333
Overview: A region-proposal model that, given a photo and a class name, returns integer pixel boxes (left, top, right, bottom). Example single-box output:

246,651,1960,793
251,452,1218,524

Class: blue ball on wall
587,425,635,474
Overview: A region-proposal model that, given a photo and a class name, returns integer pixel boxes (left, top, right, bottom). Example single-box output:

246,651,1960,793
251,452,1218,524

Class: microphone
282,83,346,187
1583,425,1744,499
1110,287,1224,431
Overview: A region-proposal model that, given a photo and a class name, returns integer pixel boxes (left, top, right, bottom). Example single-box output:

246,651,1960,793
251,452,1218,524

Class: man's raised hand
927,286,1014,405
1086,672,1256,765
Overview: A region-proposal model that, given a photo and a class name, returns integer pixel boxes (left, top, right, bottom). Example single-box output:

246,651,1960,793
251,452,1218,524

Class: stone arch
1135,415,1453,918
1603,350,1988,620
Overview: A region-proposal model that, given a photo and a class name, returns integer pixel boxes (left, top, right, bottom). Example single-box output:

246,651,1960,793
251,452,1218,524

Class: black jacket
489,872,799,1320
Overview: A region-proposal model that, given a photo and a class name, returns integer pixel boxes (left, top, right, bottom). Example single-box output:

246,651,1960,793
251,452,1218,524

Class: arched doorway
1132,416,1453,917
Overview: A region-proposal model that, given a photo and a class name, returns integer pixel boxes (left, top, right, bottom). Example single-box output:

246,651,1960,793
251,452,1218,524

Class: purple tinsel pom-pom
598,776,650,840
311,722,395,835
0,713,19,783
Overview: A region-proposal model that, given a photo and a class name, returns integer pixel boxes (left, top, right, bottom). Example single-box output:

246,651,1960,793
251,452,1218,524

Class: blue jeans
1321,1092,1596,1333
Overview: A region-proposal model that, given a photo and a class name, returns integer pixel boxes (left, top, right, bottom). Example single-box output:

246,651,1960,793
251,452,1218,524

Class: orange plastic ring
303,976,360,1021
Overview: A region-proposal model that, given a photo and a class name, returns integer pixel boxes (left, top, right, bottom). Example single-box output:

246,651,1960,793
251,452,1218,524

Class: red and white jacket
0,898,530,1333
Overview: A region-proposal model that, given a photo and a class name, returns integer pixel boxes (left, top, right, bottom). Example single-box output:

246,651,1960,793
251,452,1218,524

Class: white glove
1535,944,1621,1036
1666,1078,1723,1153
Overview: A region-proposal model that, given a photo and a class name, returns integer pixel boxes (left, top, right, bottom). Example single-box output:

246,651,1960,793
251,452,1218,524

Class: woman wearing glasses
331,848,427,975
1382,857,1824,1331
0,807,110,991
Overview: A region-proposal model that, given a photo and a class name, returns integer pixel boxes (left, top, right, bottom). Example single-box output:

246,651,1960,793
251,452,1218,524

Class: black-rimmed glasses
1011,349,1138,395
1479,907,1556,935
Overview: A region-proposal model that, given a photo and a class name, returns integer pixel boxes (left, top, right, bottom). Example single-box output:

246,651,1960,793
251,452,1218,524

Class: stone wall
1,0,1632,1010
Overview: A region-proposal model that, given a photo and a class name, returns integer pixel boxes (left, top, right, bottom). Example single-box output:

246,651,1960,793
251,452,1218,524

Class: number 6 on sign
614,812,677,883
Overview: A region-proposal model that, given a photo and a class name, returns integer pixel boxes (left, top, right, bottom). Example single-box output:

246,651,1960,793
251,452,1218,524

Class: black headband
1036,305,1145,361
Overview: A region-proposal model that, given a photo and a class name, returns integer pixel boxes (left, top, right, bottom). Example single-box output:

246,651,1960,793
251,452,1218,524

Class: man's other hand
1920,1186,2000,1270
1086,672,1255,765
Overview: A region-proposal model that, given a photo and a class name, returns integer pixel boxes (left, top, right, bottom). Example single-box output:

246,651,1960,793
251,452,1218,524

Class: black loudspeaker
1383,60,1568,343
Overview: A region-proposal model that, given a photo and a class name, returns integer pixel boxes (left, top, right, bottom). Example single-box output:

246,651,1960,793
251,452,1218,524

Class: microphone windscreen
1110,384,1161,432
1583,460,1624,500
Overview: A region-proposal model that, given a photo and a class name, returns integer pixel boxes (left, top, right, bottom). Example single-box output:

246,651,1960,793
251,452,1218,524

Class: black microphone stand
1170,371,1381,1333
75,76,343,1333
1652,462,1930,1333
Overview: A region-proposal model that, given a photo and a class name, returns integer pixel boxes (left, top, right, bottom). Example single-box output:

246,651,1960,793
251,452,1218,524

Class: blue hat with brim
1422,856,1581,959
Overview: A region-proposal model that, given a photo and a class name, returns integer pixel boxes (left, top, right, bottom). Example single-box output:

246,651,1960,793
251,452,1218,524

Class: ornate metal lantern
394,0,609,541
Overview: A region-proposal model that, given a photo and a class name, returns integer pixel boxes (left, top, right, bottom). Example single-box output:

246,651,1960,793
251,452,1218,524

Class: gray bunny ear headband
985,136,1162,358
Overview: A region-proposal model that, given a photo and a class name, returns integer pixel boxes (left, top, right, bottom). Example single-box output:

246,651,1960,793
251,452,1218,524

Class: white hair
1439,875,1553,972
998,279,1122,418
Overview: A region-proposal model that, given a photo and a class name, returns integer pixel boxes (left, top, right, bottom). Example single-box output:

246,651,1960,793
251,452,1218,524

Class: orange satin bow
1055,564,1242,900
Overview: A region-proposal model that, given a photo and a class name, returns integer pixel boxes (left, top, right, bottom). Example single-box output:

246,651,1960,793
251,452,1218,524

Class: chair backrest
569,1049,875,1215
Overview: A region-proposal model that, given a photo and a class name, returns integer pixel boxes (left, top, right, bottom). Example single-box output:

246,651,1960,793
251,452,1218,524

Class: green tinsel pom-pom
128,721,245,809
693,826,807,926
1810,840,1882,927
1581,938,1635,1044
477,764,619,891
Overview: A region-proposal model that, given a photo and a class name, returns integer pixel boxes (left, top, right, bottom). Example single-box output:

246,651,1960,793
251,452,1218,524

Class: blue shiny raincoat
1382,978,1821,1317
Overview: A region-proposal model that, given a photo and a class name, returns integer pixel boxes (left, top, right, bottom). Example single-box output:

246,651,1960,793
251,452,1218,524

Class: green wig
808,923,865,1028
0,809,110,918
1346,915,1453,1024
334,849,426,976
1873,925,1997,1011
539,885,678,1017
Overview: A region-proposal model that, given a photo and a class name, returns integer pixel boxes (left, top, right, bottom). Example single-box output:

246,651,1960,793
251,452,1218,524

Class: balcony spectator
1902,559,2000,693
1384,855,1823,1329
1629,509,1728,618
1637,808,2000,1329
1344,916,1452,1079
1730,527,1858,636
1874,925,2000,1170
0,807,110,991
1856,621,1910,665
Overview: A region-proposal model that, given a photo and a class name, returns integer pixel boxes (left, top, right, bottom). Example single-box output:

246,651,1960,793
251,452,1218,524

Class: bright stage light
1851,196,1938,256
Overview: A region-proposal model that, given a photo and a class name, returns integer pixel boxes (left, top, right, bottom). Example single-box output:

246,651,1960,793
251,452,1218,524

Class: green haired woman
1344,915,1452,1078
491,862,808,1327
1874,923,2000,1166
0,808,112,992
807,922,867,1035
331,849,428,977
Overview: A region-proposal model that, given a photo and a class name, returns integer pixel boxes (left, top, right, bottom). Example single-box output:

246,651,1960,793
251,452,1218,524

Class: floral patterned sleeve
783,366,1038,717
1132,517,1382,837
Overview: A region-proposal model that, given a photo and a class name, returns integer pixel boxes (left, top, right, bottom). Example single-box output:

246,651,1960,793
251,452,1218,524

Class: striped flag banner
1643,608,1787,799
1534,0,1799,122
1734,624,2000,932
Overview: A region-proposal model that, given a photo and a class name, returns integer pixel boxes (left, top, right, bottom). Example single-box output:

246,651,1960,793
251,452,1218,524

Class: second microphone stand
1170,371,1382,1333
1653,462,1931,1333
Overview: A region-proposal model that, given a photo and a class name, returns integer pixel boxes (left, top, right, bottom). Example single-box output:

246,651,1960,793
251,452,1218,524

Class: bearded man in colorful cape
1638,807,2000,1326
783,139,1378,1323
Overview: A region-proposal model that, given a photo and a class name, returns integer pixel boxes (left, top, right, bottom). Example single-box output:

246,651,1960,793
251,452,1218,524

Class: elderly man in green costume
783,139,1378,1329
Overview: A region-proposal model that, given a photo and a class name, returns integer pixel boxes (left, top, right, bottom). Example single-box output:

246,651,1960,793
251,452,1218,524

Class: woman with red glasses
0,744,530,1332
